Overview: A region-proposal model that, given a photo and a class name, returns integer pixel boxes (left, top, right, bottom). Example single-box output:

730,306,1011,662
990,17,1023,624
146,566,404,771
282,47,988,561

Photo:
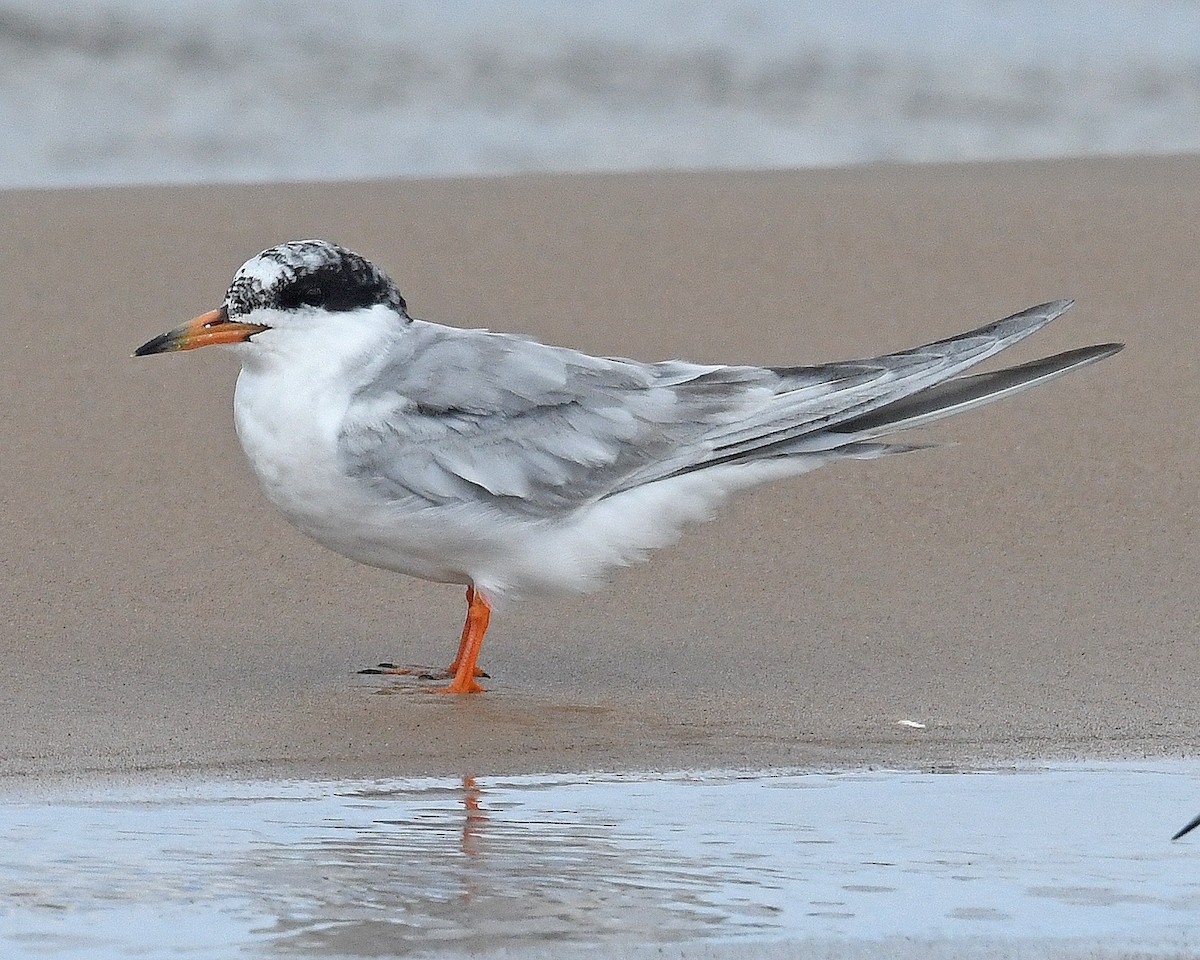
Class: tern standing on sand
135,240,1121,693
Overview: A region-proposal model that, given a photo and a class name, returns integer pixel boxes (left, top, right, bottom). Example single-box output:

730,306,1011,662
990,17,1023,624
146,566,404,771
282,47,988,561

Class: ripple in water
2,764,1200,957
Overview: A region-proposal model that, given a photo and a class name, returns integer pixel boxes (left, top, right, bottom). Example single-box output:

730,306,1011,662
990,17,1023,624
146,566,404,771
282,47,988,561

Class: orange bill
133,306,269,356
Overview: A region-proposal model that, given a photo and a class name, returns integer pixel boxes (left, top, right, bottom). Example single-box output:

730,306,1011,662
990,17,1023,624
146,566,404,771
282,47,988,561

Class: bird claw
358,662,430,676
415,668,491,680
357,662,489,680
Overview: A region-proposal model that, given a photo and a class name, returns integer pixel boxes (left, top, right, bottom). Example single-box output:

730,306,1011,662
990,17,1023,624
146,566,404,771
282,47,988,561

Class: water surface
2,763,1199,957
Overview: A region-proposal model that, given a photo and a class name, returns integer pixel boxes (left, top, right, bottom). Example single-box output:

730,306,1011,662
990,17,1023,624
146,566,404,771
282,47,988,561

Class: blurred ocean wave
3,0,1200,188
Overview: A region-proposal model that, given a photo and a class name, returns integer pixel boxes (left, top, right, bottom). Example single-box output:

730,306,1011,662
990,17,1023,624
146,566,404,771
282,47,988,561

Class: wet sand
1,157,1197,787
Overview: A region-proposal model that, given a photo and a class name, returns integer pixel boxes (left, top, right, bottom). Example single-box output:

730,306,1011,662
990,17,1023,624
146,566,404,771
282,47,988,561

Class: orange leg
359,585,489,681
446,586,486,677
440,587,492,694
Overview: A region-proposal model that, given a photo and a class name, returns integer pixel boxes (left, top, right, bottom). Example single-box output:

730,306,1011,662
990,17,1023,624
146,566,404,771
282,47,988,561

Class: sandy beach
1,157,1197,788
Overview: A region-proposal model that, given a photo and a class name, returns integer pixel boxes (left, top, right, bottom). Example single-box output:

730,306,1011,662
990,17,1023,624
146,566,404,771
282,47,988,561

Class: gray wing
338,301,1116,517
339,323,781,515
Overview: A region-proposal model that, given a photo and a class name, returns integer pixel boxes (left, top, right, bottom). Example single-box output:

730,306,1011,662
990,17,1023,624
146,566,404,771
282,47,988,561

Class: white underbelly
229,362,826,602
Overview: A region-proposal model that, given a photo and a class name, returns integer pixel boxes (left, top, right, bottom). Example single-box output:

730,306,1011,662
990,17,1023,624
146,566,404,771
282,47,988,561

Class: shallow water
2,763,1199,957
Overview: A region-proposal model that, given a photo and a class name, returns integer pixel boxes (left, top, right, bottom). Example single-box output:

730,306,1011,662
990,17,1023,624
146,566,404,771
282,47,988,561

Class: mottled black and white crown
225,240,407,319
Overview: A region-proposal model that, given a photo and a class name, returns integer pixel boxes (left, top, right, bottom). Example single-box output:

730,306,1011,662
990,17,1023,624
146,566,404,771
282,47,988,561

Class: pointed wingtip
1065,342,1124,369
944,297,1077,352
1015,298,1074,322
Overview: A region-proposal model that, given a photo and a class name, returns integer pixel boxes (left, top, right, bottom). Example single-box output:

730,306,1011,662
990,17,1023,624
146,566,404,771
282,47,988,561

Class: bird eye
300,285,324,306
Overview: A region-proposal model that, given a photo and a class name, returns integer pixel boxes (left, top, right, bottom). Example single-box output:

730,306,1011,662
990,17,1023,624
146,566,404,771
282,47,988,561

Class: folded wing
338,300,1120,517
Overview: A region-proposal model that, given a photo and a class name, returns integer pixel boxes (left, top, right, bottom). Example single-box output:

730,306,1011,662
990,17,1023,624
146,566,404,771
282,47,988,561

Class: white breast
226,309,471,585
234,353,357,539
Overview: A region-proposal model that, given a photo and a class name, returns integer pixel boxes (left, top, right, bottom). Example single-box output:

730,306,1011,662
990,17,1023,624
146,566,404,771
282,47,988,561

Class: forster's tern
135,240,1121,693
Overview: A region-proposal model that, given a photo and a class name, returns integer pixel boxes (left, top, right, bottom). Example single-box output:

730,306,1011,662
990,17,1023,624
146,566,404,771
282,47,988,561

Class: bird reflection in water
248,773,732,955
460,775,485,860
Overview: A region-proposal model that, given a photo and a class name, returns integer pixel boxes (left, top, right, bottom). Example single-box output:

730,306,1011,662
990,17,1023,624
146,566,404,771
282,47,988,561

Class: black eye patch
275,261,394,313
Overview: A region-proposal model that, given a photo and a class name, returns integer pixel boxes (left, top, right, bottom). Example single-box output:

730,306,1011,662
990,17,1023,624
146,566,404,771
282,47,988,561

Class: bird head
133,240,408,358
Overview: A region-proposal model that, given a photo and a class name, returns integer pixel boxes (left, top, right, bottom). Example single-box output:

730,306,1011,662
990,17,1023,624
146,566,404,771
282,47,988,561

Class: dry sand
1,157,1197,788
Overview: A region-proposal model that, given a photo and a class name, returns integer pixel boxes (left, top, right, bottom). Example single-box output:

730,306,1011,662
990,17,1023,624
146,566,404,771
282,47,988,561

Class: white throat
230,304,405,536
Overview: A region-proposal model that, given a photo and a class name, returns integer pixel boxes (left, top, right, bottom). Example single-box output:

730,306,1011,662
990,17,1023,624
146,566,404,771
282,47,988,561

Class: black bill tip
133,332,176,357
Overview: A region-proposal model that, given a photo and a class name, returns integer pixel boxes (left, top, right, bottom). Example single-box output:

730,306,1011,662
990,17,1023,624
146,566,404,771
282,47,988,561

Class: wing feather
338,300,1101,516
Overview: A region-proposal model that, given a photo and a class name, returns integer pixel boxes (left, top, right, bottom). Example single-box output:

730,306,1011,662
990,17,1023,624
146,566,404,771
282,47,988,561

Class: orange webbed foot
436,676,486,695
360,586,494,694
